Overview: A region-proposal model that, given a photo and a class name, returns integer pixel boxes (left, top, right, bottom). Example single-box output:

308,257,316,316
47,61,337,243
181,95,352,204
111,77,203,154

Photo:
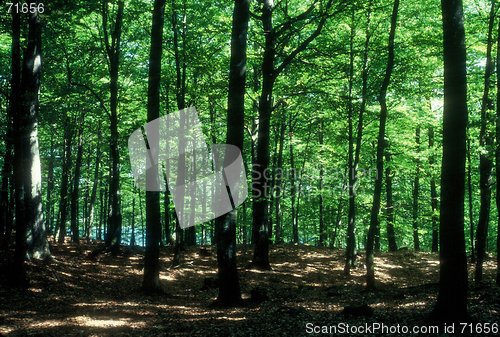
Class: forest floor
1,243,499,336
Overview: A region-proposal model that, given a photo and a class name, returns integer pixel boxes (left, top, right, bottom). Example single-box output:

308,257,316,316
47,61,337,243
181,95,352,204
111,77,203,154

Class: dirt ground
1,243,499,336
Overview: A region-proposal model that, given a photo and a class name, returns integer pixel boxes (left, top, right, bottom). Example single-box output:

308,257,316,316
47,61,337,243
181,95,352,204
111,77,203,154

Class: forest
1,0,500,336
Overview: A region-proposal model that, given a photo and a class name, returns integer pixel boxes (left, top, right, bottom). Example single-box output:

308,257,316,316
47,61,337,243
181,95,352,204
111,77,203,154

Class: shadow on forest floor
1,243,499,336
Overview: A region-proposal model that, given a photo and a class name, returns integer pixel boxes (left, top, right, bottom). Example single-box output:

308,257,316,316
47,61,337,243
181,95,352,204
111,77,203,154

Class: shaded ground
1,243,499,336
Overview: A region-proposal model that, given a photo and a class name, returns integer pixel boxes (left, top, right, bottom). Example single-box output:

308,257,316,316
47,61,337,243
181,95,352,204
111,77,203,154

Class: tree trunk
103,0,124,252
289,115,298,243
366,0,399,290
57,119,72,243
142,0,166,294
70,120,84,244
475,0,495,285
13,2,49,284
495,12,500,287
412,126,421,251
87,126,101,241
274,112,286,244
0,4,19,249
385,141,397,252
251,0,275,270
318,119,325,246
432,0,468,322
429,126,439,253
466,128,475,261
213,0,249,306
345,9,356,273
130,197,136,246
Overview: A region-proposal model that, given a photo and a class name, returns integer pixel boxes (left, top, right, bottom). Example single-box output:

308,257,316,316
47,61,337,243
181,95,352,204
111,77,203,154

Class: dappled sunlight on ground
1,243,499,336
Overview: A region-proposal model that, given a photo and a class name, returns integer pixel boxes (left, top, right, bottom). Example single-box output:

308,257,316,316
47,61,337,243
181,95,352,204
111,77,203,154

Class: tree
143,0,167,293
432,0,468,322
103,0,124,252
252,0,336,269
366,0,400,290
495,9,500,287
474,0,495,285
12,1,50,284
213,0,250,306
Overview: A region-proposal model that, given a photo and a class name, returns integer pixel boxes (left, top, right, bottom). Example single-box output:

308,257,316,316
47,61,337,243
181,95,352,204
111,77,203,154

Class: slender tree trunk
385,141,397,252
366,0,399,290
289,115,298,243
130,197,136,246
70,120,84,244
103,0,124,252
432,0,468,322
274,112,286,244
57,118,73,243
412,126,421,251
495,13,500,287
467,128,475,261
252,0,275,269
429,126,439,253
87,125,101,241
318,119,325,246
0,5,19,249
345,9,356,273
143,0,166,293
475,0,495,284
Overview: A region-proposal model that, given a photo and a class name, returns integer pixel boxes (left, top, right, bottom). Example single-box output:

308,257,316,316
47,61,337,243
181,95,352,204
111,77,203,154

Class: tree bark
103,0,124,252
213,0,249,306
429,126,439,253
143,0,166,293
366,0,399,290
13,2,49,284
0,3,20,249
432,0,468,322
495,11,500,287
70,120,84,244
475,0,495,285
57,118,73,243
412,126,421,251
385,141,397,252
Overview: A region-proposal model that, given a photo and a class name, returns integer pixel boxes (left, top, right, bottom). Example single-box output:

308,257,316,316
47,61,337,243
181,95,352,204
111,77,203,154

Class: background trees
0,0,499,321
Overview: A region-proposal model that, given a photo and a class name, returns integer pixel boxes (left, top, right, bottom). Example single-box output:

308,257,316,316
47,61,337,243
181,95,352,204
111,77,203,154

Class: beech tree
432,0,468,322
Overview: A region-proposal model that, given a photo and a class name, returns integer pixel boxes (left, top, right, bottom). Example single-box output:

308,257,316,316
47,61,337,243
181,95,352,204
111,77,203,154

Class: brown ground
1,244,499,336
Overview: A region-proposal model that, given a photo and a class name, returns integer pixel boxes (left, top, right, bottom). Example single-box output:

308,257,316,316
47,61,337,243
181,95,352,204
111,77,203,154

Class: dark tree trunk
0,4,19,249
466,128,475,261
87,125,102,241
429,126,439,253
213,0,249,306
475,0,495,284
70,120,84,244
432,0,468,322
289,115,298,244
318,119,325,246
252,0,334,267
385,141,397,252
103,0,124,252
57,119,73,243
366,0,399,290
412,126,421,251
274,112,286,244
45,135,55,235
252,0,275,269
346,0,371,271
13,2,49,284
495,12,500,287
142,0,166,294
345,10,356,273
130,197,136,247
